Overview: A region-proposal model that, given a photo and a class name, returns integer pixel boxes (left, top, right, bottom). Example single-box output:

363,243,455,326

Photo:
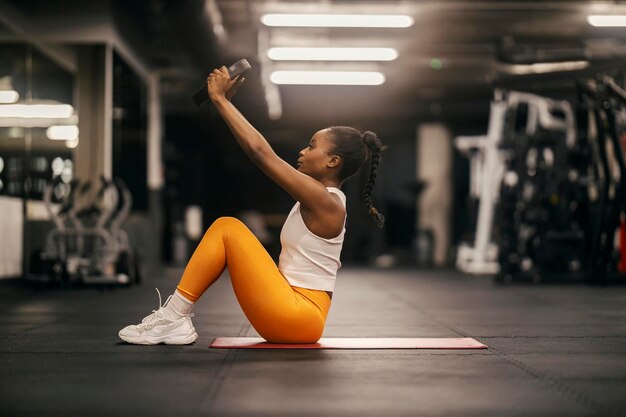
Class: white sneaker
119,288,198,345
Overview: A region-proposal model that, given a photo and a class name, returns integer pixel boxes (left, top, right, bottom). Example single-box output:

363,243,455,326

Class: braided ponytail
361,131,385,228
326,126,386,228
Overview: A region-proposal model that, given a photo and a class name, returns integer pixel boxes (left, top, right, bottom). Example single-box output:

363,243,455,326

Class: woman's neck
319,177,342,189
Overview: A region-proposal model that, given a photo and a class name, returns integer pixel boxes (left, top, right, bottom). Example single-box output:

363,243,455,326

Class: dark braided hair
326,126,386,228
361,131,385,228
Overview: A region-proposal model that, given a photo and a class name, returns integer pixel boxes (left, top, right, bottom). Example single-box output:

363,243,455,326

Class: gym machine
455,90,576,276
457,76,626,284
495,92,590,283
27,176,142,286
579,75,626,283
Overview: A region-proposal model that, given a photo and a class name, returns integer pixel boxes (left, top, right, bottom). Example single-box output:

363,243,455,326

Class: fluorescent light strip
47,125,79,140
268,47,398,61
587,15,626,27
66,139,79,149
0,104,74,118
504,61,589,75
270,71,385,85
261,14,414,28
0,91,19,104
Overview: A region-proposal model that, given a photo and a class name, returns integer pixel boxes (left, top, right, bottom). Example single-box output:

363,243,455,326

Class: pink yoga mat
209,337,488,349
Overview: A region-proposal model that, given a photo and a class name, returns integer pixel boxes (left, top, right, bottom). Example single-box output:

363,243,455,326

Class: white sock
163,290,195,321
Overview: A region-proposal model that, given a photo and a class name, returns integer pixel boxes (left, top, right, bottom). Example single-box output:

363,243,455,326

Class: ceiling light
261,14,414,28
268,47,398,61
46,125,79,140
0,76,19,104
0,104,74,119
501,61,589,75
0,91,19,104
65,139,79,149
587,15,626,27
270,71,385,85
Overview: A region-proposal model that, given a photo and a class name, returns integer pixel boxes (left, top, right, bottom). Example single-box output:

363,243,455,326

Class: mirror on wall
0,43,77,201
0,43,28,198
0,42,77,278
29,46,76,202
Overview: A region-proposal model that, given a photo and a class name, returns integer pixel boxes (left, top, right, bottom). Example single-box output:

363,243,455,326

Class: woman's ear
327,155,341,168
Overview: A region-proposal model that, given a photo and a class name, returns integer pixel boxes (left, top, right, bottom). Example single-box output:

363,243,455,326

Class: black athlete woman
119,66,384,345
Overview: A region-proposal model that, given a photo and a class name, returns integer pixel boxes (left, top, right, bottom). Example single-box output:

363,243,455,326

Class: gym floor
1,267,625,417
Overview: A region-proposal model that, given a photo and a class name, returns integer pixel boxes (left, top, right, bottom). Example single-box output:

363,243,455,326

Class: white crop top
278,187,347,292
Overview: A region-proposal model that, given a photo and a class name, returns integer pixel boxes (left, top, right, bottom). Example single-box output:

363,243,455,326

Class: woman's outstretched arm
207,67,343,219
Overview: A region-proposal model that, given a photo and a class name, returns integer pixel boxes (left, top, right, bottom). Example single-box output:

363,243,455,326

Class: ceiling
6,0,626,129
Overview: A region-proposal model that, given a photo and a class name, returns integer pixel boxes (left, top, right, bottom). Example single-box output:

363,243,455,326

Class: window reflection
0,44,76,200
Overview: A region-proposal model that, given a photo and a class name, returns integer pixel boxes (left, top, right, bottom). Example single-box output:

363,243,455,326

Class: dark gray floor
1,267,625,417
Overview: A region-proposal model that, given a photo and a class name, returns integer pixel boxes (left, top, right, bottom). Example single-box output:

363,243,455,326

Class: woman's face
297,129,338,178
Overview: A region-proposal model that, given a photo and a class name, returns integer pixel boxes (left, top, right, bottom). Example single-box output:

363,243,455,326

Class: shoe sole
119,331,198,345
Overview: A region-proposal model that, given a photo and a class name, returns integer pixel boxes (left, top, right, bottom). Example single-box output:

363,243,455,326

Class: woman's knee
207,216,248,236
212,216,244,229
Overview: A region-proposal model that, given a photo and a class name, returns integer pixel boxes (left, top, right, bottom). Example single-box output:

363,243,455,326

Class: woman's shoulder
326,187,346,206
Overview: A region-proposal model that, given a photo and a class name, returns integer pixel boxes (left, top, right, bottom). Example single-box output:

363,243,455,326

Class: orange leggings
176,216,332,343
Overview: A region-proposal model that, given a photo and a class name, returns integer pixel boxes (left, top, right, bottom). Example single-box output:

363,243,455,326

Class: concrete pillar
417,123,453,266
146,73,164,269
147,73,163,190
75,44,113,182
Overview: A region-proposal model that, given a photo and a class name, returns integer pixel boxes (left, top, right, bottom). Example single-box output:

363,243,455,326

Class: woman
119,66,385,345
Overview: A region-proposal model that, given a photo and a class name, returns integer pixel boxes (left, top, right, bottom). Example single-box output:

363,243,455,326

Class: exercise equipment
454,99,507,275
455,91,576,276
27,176,142,286
209,337,488,349
494,91,590,283
457,76,626,284
192,59,252,107
578,75,626,283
